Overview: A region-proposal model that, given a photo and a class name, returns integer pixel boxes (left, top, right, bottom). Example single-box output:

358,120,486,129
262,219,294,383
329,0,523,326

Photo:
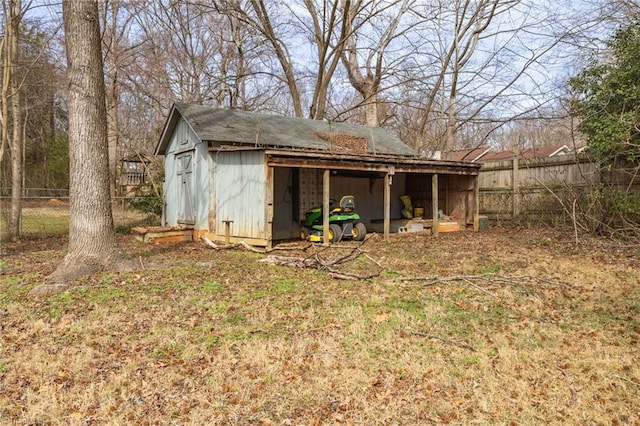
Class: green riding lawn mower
300,195,367,243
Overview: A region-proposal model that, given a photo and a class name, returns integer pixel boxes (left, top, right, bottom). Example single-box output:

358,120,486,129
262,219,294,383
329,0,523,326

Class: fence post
512,145,519,218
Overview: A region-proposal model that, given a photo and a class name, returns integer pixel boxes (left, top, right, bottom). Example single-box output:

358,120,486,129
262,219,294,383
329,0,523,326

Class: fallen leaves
0,229,639,424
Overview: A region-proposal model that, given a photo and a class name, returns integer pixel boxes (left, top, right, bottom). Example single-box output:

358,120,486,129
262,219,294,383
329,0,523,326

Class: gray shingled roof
156,103,416,157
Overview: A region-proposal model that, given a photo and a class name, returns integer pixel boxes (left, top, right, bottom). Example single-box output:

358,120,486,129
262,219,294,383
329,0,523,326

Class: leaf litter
0,227,638,425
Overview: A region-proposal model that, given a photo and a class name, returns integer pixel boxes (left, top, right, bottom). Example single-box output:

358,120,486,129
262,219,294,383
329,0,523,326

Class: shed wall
163,118,208,229
213,151,266,240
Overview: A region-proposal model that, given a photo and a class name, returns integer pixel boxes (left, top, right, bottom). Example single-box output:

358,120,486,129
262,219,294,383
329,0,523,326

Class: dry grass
0,228,638,425
0,204,152,240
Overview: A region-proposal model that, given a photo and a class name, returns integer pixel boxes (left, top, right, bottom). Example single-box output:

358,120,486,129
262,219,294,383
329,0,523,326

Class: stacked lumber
131,226,193,244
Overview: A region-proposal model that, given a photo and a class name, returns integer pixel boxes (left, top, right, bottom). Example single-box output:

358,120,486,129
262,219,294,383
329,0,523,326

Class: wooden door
176,152,195,224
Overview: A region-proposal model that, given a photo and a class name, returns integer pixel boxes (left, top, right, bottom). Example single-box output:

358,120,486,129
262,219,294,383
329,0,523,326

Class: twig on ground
408,329,475,352
327,270,378,280
392,273,495,285
613,375,640,388
462,277,497,298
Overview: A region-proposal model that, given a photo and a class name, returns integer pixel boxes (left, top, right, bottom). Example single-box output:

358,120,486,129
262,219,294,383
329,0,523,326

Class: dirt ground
0,226,638,425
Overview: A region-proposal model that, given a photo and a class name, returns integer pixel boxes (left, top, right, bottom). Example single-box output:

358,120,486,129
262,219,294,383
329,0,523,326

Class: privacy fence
0,188,159,242
478,153,639,225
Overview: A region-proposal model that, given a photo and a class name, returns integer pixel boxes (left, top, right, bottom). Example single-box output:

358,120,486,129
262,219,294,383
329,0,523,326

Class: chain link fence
0,188,161,242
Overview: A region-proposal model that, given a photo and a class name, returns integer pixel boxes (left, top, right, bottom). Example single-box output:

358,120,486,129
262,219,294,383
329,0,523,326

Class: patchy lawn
0,227,638,425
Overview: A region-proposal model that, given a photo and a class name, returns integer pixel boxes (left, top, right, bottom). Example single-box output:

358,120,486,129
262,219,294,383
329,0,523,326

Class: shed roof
155,103,417,157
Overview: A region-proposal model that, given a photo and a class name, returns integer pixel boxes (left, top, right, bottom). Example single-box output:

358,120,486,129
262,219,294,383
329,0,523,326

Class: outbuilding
154,103,481,246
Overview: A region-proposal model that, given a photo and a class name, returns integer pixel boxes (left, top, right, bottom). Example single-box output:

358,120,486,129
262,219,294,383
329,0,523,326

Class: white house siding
213,151,266,240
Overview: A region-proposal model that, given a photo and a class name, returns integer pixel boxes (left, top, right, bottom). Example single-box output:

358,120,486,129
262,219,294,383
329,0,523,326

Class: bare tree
214,0,305,116
301,0,352,120
47,0,133,288
340,0,413,127
101,0,143,195
415,0,508,150
215,0,355,120
1,0,26,241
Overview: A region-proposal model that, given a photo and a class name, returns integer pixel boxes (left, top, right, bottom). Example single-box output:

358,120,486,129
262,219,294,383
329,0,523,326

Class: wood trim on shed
261,150,480,176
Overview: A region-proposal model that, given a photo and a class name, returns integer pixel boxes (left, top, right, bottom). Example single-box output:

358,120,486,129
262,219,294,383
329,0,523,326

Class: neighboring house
154,103,482,246
482,143,573,162
442,147,493,163
443,143,575,164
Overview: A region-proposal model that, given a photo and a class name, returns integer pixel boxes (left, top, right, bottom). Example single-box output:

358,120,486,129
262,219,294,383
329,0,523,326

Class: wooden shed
154,103,482,246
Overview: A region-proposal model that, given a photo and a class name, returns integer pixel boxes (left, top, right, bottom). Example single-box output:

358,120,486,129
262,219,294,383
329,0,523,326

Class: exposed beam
266,156,479,176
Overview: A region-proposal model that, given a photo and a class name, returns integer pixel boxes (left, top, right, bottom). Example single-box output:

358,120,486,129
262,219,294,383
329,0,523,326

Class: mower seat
338,195,355,213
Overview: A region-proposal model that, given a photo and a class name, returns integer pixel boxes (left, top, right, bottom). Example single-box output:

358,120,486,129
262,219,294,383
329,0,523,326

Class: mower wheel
353,222,367,241
328,224,343,243
300,227,309,241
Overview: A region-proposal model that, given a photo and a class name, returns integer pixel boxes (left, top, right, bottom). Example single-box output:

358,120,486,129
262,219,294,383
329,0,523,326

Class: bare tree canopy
3,0,636,246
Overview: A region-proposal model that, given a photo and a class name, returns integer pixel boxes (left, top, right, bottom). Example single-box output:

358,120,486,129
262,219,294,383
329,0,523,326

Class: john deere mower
300,195,367,243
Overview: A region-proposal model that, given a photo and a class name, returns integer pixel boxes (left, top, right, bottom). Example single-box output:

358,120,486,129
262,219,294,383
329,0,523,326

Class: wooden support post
223,220,233,244
323,169,330,245
384,171,392,241
512,145,519,218
473,174,480,231
265,165,274,250
432,173,439,236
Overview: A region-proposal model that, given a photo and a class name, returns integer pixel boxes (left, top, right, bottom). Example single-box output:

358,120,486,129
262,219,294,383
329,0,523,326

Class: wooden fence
478,153,637,223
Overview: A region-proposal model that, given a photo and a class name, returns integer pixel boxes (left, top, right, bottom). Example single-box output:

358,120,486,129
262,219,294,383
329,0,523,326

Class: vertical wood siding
214,151,266,239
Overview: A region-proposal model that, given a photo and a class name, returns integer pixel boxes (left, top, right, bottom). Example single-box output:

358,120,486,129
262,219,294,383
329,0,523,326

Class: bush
127,183,163,218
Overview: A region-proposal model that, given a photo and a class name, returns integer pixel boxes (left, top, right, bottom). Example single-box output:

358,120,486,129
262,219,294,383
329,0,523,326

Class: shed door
176,152,195,224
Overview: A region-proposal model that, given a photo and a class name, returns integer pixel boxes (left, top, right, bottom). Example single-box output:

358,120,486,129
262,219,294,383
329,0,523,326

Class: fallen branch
392,273,496,285
258,255,317,268
408,329,475,352
327,269,380,280
201,237,311,253
203,236,382,280
462,277,497,298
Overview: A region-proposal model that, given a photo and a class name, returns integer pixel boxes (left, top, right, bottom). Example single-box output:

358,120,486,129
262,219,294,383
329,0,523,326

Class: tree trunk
5,0,22,242
1,34,9,165
9,58,22,241
47,0,133,288
107,68,119,196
